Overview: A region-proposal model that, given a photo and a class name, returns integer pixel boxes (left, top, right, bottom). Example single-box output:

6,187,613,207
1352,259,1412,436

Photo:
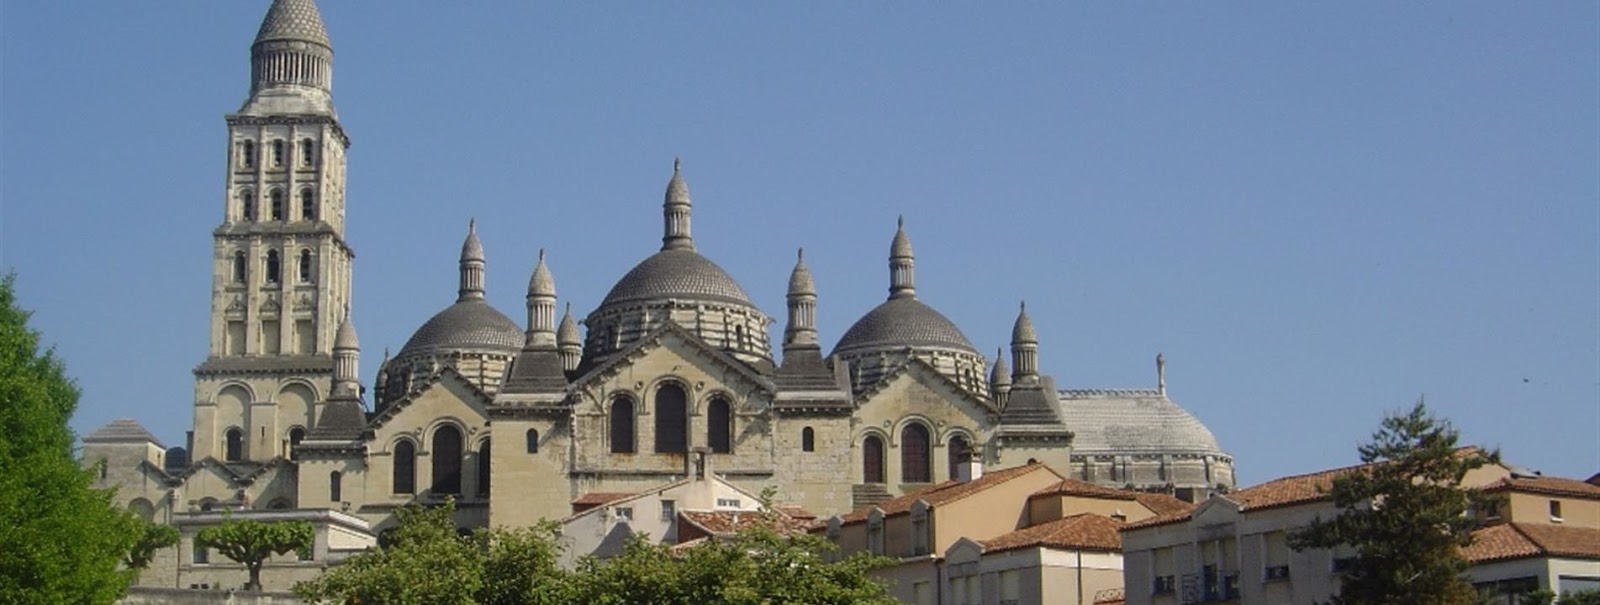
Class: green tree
0,274,145,605
296,500,492,604
195,515,314,591
1562,590,1600,605
125,521,180,571
1290,400,1499,605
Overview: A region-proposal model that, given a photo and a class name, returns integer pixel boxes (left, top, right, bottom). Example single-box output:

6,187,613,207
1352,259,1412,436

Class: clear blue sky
2,2,1595,486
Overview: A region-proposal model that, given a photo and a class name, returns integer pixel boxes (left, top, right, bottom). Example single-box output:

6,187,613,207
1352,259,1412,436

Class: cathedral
86,0,1234,534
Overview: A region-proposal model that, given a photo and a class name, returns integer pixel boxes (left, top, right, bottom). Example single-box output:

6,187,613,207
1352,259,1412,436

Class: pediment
569,321,774,411
854,358,998,427
370,365,492,432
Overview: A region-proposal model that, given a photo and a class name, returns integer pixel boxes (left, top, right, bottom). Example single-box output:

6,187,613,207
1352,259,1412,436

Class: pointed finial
469,217,476,232
1157,353,1167,395
798,247,805,262
538,248,545,261
674,157,682,173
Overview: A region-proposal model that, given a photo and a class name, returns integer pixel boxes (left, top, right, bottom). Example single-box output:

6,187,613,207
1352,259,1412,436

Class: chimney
956,450,983,483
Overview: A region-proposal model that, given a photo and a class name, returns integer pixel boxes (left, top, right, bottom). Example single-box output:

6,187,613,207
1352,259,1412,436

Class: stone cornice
226,113,350,148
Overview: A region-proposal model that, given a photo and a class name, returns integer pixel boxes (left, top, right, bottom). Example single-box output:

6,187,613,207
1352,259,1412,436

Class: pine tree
1290,400,1499,605
0,274,144,604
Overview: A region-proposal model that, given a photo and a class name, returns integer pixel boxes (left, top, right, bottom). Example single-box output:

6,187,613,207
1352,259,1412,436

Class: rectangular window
295,320,314,354
1550,500,1563,521
661,500,676,522
615,507,633,522
262,320,281,355
193,543,209,565
999,570,1021,605
716,498,741,509
226,321,246,355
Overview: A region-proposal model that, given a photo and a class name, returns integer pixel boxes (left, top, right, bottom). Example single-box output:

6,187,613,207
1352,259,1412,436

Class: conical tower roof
254,0,331,49
990,348,1011,386
1012,302,1038,344
334,314,359,350
461,219,485,263
557,303,581,346
528,249,556,297
788,249,816,296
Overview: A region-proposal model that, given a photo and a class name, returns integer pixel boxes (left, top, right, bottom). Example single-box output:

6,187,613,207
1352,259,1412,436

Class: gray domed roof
1061,390,1227,457
254,0,331,48
788,249,815,296
397,300,523,358
598,248,755,309
833,297,978,355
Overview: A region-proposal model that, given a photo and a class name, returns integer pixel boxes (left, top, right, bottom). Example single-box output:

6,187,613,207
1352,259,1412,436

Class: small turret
332,313,360,398
524,250,557,348
557,303,582,371
458,220,486,301
888,216,916,300
1157,352,1167,396
662,158,695,252
250,0,334,95
1010,302,1039,383
374,348,390,408
990,348,1012,408
784,248,819,350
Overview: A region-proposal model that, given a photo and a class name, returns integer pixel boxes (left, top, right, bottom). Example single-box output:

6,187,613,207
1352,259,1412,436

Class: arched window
224,428,243,462
525,429,539,454
232,251,247,283
300,189,316,221
329,471,342,502
269,190,284,221
476,439,491,498
948,435,971,480
901,423,931,484
300,139,315,167
271,140,285,167
431,426,463,495
802,427,815,452
654,384,688,454
128,498,155,522
240,140,256,169
610,397,635,454
239,190,256,222
863,435,885,484
265,250,281,283
392,440,416,494
288,427,306,460
298,249,313,283
707,397,732,453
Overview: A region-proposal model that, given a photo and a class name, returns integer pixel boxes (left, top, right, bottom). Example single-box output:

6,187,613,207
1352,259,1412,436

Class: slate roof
982,513,1123,554
83,418,164,447
833,297,978,356
597,249,756,309
1059,390,1226,457
254,0,330,48
1000,381,1070,429
840,462,1060,524
1462,523,1600,563
498,349,569,395
396,299,524,359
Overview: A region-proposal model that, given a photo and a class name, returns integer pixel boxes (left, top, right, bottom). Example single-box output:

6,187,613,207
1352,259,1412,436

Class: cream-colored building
83,1,1238,589
1119,459,1600,605
821,462,1195,605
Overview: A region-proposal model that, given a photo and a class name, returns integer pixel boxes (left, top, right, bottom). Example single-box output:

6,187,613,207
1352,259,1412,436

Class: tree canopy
1290,400,1499,605
195,515,315,591
297,500,897,605
0,274,145,605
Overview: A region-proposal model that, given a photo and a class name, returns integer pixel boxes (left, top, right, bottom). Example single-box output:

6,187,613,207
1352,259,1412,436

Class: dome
396,300,523,359
833,297,978,356
597,248,756,309
254,0,331,49
1061,391,1227,457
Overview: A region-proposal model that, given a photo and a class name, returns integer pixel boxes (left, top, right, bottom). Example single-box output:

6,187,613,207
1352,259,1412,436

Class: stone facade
85,0,1237,574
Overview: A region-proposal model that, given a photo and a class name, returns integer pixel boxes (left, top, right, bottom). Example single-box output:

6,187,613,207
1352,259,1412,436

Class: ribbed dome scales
598,249,755,308
833,297,978,355
397,300,524,358
254,0,331,48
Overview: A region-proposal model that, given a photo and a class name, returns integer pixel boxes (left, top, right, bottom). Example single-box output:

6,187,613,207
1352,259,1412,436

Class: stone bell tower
192,0,353,464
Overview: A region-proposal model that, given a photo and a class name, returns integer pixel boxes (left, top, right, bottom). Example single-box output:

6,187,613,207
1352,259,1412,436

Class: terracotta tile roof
982,513,1122,554
1132,493,1196,517
572,492,636,506
678,509,812,537
775,504,817,521
1031,479,1138,501
1228,464,1365,512
1462,523,1600,563
1483,476,1600,500
840,462,1061,524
